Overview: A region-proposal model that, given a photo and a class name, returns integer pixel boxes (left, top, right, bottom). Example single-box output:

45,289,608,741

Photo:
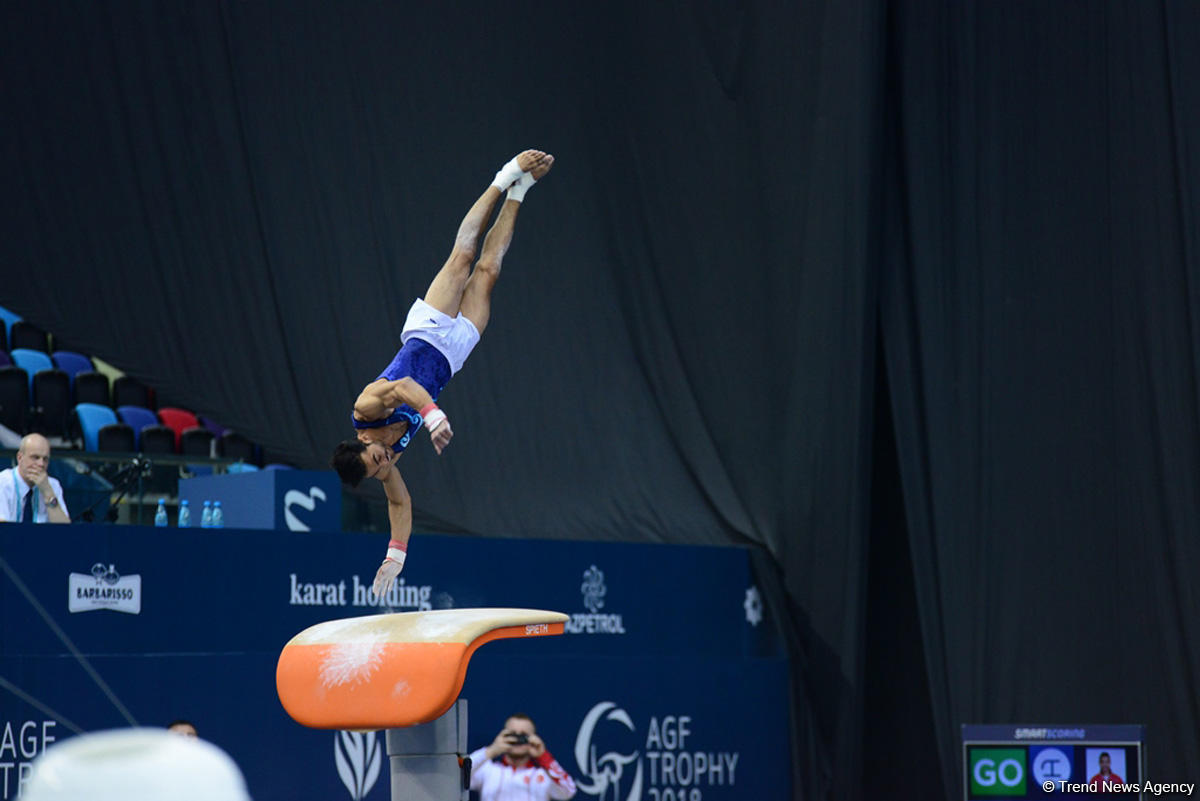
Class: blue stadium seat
226,463,260,474
10,349,53,393
51,351,94,385
74,403,119,452
0,351,10,368
116,405,160,448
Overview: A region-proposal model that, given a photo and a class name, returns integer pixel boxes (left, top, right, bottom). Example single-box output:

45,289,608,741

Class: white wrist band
422,407,448,432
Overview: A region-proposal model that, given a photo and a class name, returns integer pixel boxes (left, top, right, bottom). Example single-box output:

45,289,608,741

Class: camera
508,732,530,745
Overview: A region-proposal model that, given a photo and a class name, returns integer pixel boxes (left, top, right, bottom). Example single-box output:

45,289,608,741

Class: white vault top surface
289,607,569,646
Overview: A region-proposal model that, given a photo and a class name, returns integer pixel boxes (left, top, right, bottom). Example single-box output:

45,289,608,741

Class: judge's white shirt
0,467,69,523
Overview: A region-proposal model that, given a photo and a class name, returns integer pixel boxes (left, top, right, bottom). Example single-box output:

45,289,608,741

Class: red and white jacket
468,748,578,800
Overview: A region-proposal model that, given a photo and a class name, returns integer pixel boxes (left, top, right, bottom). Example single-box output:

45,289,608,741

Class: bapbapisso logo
68,563,141,614
567,566,626,635
574,702,740,801
285,487,328,532
969,749,1026,796
334,730,382,800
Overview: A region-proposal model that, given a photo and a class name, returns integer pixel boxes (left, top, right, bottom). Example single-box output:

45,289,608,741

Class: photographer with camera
468,714,577,800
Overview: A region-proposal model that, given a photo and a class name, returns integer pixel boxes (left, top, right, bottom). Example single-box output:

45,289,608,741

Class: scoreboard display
962,725,1146,800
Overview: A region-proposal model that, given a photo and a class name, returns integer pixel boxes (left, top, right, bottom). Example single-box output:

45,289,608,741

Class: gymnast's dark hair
331,440,368,487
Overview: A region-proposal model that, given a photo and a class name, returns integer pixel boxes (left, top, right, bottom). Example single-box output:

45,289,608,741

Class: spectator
167,720,198,738
0,434,69,523
469,713,577,800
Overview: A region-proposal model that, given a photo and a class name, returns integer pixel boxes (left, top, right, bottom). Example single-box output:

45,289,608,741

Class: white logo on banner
284,486,328,532
566,566,626,635
574,702,741,801
334,730,382,800
582,565,606,612
575,702,643,801
743,586,762,626
68,563,141,615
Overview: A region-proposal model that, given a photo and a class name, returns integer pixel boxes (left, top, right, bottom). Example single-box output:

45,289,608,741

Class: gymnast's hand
428,417,453,455
372,554,404,598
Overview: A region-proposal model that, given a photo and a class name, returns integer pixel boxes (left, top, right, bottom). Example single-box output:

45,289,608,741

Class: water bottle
154,498,168,527
212,500,224,529
177,499,192,528
201,500,213,529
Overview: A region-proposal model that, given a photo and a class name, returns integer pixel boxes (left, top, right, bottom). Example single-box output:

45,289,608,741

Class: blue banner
1,524,790,801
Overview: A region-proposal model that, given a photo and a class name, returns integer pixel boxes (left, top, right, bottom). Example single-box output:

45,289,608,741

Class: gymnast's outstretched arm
372,463,414,597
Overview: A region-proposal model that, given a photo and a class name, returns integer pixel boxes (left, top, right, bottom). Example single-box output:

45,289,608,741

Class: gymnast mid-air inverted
331,149,554,597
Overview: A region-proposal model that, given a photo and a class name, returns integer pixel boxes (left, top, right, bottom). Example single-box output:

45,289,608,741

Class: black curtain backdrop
3,2,1198,799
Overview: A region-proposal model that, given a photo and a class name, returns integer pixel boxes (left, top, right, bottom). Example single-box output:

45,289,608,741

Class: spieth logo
334,730,382,800
285,486,328,532
582,565,606,612
68,563,141,615
567,566,626,635
575,702,643,801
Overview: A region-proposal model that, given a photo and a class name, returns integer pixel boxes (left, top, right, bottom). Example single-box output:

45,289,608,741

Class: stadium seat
140,425,177,455
97,423,136,453
73,403,119,452
9,321,49,353
180,426,215,458
218,431,256,463
31,369,71,438
51,351,94,385
0,366,29,434
199,415,229,438
116,405,160,447
0,306,22,351
264,463,295,470
10,349,53,393
157,407,199,449
136,426,179,493
0,351,10,368
73,371,110,407
112,375,152,409
226,463,259,474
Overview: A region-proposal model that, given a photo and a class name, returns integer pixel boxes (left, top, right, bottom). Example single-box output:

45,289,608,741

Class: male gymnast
331,149,554,598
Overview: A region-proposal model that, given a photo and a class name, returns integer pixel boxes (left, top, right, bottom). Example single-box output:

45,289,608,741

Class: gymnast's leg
422,149,548,318
458,153,555,334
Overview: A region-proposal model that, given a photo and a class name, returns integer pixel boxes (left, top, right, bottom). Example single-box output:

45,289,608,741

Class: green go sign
970,748,1027,796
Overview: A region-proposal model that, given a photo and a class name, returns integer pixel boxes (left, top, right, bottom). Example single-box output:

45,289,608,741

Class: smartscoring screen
962,725,1146,800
